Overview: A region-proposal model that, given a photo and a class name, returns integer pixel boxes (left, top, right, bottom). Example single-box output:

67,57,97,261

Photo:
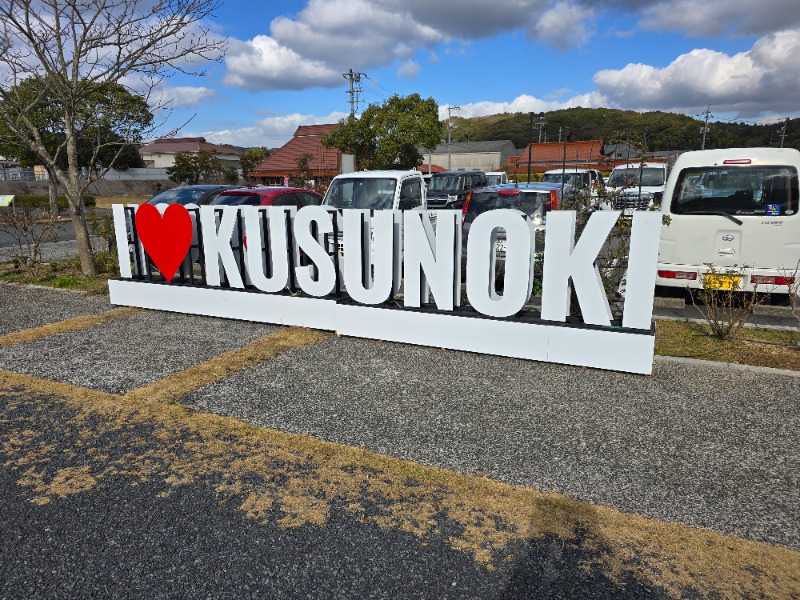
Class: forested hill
448,108,798,152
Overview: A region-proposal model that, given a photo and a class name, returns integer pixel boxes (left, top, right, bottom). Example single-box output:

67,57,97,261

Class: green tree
0,0,226,276
166,151,226,184
166,152,202,184
322,94,441,170
239,147,269,181
289,153,314,187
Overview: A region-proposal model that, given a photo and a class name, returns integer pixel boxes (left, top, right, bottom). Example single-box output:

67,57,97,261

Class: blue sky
152,0,800,148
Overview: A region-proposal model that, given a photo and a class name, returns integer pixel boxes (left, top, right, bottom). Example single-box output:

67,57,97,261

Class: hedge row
7,194,96,210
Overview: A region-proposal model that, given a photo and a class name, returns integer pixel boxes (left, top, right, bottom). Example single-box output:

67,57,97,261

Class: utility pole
700,105,712,150
343,69,365,117
779,118,788,148
446,105,461,170
527,112,533,183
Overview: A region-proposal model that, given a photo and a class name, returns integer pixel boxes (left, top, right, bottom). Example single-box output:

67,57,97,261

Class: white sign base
109,280,655,374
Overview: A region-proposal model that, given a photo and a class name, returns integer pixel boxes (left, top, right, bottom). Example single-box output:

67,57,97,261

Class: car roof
473,182,564,193
219,186,317,194
611,162,667,169
434,170,483,175
543,168,593,174
332,170,420,179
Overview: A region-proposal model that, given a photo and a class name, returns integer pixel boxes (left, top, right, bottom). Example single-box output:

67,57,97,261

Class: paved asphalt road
0,284,798,599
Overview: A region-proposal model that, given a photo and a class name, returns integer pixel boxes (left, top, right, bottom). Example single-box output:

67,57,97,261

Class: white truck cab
322,170,426,211
603,162,668,214
656,147,800,295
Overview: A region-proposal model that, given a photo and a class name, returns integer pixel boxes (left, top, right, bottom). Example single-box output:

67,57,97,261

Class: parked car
426,169,487,209
541,168,603,194
485,171,509,186
146,184,236,206
656,147,800,296
602,162,668,213
460,182,565,287
210,186,322,207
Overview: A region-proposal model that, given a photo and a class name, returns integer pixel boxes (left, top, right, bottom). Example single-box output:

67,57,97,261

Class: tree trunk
63,115,97,277
48,174,59,218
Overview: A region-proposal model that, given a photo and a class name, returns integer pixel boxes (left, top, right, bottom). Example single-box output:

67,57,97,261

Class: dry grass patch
655,320,800,370
0,307,140,348
93,196,146,210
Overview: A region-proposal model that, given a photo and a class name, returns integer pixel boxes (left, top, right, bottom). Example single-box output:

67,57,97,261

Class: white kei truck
656,147,800,296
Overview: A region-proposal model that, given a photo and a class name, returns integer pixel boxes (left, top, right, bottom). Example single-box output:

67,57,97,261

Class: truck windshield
607,167,665,187
672,166,798,217
541,172,588,187
429,174,464,192
324,177,397,210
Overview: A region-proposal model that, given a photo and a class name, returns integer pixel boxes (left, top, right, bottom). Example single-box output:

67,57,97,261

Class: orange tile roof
251,124,341,178
510,139,609,172
139,137,240,156
515,139,604,164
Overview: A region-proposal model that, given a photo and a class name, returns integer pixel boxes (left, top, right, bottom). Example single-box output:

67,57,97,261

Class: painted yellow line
1,366,798,598
0,307,140,348
124,327,329,404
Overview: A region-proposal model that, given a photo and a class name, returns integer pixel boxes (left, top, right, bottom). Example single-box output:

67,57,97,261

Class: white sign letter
294,205,337,297
200,206,244,289
540,210,620,326
622,212,662,329
466,210,535,318
342,209,397,304
403,210,461,311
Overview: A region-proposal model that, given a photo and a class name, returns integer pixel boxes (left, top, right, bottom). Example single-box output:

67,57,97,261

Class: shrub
8,194,96,211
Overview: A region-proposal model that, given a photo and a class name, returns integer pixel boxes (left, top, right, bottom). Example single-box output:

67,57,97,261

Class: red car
210,186,322,208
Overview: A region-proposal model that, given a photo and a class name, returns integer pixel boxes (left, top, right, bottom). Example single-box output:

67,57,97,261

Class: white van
603,162,668,214
656,147,800,295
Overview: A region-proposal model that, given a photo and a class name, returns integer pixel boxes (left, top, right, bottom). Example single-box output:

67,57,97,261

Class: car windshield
672,166,798,217
428,174,465,192
465,189,548,224
607,167,665,188
323,177,397,210
147,187,212,205
213,193,261,206
541,172,587,187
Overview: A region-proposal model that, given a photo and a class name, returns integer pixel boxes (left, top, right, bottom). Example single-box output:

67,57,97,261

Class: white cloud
637,0,800,36
533,1,595,49
397,60,420,79
151,85,216,109
594,28,800,116
221,0,601,92
223,36,341,91
186,111,348,148
442,91,608,119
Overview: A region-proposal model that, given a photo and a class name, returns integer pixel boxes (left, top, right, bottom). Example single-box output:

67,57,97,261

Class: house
419,140,518,172
139,137,241,169
511,139,607,175
249,125,341,185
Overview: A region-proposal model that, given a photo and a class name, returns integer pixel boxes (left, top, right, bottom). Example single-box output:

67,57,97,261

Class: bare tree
0,0,226,276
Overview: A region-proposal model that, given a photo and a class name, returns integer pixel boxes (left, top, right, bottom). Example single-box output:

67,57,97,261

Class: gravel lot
183,335,800,551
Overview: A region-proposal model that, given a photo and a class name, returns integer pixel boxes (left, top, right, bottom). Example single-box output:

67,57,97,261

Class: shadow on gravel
498,533,673,600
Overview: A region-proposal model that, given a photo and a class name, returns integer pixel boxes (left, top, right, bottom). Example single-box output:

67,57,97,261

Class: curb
654,354,800,377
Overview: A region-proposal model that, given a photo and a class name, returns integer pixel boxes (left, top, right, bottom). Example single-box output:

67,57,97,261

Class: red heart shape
135,203,193,282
